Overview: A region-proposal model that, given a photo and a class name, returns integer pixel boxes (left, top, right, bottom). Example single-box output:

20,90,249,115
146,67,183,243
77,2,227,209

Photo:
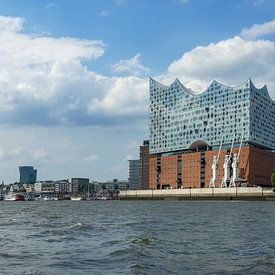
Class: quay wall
119,187,275,200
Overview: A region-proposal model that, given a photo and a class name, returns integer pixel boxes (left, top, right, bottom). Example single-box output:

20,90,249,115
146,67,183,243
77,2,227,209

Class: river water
0,201,274,274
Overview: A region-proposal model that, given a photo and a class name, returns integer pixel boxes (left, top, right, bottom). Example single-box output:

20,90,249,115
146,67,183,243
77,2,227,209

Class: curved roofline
150,77,269,97
189,140,210,150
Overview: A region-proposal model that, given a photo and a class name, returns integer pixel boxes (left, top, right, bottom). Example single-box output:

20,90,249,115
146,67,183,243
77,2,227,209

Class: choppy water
0,201,274,275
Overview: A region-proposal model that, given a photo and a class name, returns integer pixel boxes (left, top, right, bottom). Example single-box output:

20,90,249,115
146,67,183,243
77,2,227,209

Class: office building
128,159,140,189
19,166,37,184
149,78,275,188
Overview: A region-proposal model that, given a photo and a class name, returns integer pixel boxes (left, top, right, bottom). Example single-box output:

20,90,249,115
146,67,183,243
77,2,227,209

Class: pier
119,187,275,201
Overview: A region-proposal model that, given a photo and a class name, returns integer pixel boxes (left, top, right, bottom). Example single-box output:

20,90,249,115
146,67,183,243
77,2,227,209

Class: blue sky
0,0,274,183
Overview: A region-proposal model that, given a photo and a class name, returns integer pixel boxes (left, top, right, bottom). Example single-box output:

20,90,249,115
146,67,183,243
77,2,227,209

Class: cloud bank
111,53,150,76
164,35,275,93
0,15,275,130
240,18,275,39
0,15,148,126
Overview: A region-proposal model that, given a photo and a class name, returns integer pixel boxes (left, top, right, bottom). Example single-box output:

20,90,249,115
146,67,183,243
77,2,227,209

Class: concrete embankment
119,187,275,201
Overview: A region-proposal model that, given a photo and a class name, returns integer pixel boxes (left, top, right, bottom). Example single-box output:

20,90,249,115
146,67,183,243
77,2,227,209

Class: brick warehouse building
149,78,275,189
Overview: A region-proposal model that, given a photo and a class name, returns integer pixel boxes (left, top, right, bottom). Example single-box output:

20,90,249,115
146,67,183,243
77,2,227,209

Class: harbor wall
119,187,275,200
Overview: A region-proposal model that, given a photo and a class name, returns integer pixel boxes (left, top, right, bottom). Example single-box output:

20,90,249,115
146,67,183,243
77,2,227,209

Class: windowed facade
149,78,275,154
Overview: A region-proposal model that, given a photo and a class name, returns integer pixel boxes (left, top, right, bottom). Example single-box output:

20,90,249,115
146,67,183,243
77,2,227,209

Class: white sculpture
209,156,218,188
220,154,231,187
229,154,239,187
209,137,223,188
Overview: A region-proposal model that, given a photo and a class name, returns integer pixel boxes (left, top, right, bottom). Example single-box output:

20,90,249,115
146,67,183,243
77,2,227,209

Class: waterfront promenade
120,187,275,200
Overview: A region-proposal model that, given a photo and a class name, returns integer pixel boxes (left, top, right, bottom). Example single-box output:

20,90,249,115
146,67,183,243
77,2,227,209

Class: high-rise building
149,78,275,189
128,159,140,189
19,166,37,184
140,140,149,189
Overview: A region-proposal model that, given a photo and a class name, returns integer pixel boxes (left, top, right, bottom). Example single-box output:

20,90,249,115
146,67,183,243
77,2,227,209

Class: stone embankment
119,187,275,200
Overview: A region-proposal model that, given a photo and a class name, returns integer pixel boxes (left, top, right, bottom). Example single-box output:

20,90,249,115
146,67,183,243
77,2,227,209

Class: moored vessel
70,196,83,201
4,193,25,201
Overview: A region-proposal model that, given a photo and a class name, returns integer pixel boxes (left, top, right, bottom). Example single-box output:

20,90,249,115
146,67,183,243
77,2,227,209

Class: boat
43,196,58,201
100,196,108,200
4,193,25,201
70,196,83,201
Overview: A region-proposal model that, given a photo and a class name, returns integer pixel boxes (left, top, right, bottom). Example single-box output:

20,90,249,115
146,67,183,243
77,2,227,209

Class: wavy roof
150,77,268,97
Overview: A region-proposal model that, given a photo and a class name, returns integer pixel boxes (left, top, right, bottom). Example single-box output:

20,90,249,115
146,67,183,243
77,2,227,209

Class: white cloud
8,147,23,157
99,10,111,17
0,15,24,32
84,154,98,161
115,0,127,6
33,148,48,160
1,14,275,131
111,53,150,76
0,146,24,160
241,18,275,39
0,147,6,160
124,154,134,161
89,76,148,116
164,36,275,95
0,15,149,125
46,3,57,9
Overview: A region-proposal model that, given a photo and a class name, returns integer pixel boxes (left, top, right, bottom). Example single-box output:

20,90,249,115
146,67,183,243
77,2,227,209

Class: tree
271,173,275,192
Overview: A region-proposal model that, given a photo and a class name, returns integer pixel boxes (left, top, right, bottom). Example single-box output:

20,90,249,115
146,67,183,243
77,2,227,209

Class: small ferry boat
4,193,25,201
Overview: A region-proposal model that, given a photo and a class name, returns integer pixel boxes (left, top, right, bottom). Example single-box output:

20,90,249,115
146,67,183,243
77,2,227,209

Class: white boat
100,196,108,200
4,193,25,201
43,196,58,201
70,196,83,201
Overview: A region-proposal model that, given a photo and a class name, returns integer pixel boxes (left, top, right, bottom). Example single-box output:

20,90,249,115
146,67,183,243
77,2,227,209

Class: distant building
54,179,71,194
97,179,129,192
19,166,37,184
128,160,140,189
34,181,55,193
140,140,149,189
71,178,89,194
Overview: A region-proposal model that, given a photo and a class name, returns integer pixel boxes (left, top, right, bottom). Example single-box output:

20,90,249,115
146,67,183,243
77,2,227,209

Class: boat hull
70,197,83,201
4,194,25,201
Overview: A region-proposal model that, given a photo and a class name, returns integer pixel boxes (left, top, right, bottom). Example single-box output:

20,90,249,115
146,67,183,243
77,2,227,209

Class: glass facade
19,166,37,184
149,78,275,154
128,159,141,190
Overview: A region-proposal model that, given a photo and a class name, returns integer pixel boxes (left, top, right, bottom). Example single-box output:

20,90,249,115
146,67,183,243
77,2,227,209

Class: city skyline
0,0,275,183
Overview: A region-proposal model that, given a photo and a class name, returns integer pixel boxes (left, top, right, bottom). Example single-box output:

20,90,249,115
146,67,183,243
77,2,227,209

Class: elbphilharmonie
148,77,275,189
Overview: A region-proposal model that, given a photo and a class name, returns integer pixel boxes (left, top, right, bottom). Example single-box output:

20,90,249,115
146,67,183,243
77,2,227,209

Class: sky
0,0,275,183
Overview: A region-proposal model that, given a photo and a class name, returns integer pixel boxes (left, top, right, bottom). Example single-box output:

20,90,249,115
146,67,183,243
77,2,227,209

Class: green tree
271,173,275,192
